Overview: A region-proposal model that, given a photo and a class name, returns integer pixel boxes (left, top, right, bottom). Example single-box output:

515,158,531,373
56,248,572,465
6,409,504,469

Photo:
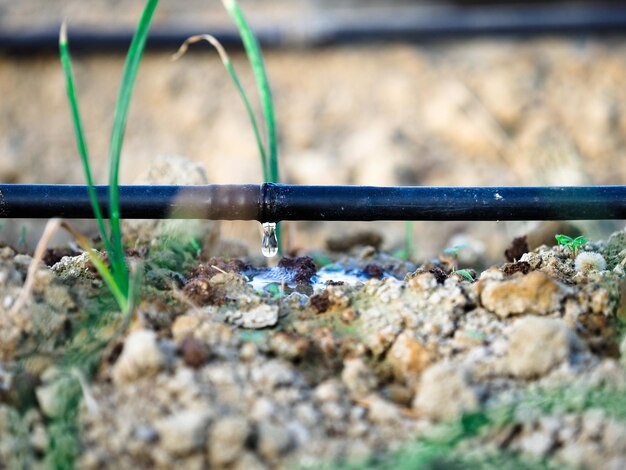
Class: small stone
154,409,211,455
251,360,296,390
294,403,319,427
257,422,294,461
386,332,431,384
519,431,554,459
239,304,279,329
134,424,158,443
239,342,258,361
112,330,166,385
35,376,73,418
341,357,377,399
480,271,567,318
207,415,250,467
179,336,210,369
582,409,606,439
413,362,479,421
382,384,414,407
340,308,358,324
30,423,48,452
313,379,344,403
603,419,626,454
366,394,402,424
507,317,583,378
232,451,269,470
269,332,310,361
251,397,276,422
171,315,200,341
321,402,347,421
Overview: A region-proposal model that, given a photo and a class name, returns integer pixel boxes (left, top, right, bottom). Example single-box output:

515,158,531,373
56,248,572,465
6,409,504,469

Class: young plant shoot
59,0,159,312
555,234,588,258
174,0,282,255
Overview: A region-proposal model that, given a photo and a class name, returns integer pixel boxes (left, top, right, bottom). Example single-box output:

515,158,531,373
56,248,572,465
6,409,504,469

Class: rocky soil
0,212,625,468
1,2,626,468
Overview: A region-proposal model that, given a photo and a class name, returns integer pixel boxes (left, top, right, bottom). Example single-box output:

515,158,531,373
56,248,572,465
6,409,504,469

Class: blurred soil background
1,0,625,262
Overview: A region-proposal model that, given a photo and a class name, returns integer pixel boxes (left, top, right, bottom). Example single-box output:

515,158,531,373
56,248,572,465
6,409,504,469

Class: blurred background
0,0,625,264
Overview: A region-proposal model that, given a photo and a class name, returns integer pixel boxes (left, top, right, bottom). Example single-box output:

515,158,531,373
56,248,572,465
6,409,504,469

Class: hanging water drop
261,222,278,258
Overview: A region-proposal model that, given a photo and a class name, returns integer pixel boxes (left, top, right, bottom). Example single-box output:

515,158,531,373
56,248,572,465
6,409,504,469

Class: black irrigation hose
0,184,625,222
2,3,626,54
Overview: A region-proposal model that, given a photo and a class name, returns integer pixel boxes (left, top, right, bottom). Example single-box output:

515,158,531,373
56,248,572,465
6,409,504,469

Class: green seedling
443,244,474,282
393,221,415,260
454,269,474,282
174,0,282,254
49,4,157,465
17,225,27,252
59,0,158,312
555,234,588,257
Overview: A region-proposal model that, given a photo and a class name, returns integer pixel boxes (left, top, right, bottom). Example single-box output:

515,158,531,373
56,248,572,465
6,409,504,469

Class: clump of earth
0,210,625,469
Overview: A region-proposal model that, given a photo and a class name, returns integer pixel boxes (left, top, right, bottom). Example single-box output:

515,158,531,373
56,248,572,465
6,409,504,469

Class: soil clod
505,235,530,262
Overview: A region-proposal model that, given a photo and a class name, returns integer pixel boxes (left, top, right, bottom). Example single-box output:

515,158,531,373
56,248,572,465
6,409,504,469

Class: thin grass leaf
59,22,114,258
61,222,128,313
222,0,282,252
172,34,269,180
222,0,278,183
404,221,414,260
124,260,143,317
108,0,159,293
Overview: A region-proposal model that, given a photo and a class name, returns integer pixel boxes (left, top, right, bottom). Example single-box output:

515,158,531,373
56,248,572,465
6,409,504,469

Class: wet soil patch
277,256,317,284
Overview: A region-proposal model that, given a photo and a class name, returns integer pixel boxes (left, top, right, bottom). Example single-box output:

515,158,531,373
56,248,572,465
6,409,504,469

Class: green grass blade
222,0,278,183
404,221,414,260
223,0,282,253
172,35,270,181
59,23,114,257
108,0,159,294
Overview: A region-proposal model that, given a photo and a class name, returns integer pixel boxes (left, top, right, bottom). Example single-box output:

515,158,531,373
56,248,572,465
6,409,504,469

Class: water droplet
261,222,278,258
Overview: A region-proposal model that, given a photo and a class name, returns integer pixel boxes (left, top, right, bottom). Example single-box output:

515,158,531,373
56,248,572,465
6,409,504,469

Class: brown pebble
383,384,414,407
182,278,226,305
269,332,310,361
313,327,337,357
340,308,359,324
363,263,384,279
179,336,210,368
310,291,331,314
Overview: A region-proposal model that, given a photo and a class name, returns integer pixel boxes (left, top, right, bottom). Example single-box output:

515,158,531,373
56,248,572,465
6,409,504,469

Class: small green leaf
555,234,574,246
108,0,160,295
444,245,465,257
455,269,474,282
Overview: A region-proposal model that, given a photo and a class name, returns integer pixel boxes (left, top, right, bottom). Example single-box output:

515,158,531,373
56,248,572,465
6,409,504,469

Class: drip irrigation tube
0,184,624,222
2,3,626,54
